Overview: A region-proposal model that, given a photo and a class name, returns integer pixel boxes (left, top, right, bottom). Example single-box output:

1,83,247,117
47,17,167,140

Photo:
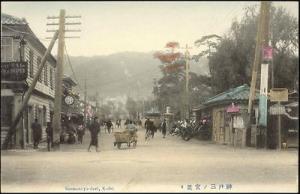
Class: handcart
113,130,137,149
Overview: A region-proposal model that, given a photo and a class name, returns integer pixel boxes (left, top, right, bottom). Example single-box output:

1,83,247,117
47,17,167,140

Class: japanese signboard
269,104,286,115
269,88,288,102
226,103,240,113
259,63,269,127
263,46,273,61
1,62,28,81
233,115,244,128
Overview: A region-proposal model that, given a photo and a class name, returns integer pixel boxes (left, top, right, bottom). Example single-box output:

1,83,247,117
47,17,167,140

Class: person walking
144,118,152,139
88,117,101,152
150,120,156,138
106,120,113,134
161,119,167,138
31,119,42,149
46,122,53,151
77,124,85,144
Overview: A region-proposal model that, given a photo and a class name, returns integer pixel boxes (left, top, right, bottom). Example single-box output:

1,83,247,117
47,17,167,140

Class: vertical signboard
258,63,269,126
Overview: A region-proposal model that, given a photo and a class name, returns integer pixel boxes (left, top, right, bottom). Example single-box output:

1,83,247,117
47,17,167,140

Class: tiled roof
1,13,27,25
63,74,77,86
203,84,259,106
1,13,57,66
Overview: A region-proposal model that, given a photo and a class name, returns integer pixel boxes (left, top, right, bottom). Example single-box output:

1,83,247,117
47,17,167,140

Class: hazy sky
2,1,299,56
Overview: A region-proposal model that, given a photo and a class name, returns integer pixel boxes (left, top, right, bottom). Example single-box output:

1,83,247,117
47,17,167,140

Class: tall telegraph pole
182,44,193,120
52,9,65,146
247,2,270,148
47,10,81,147
184,44,191,120
258,1,271,148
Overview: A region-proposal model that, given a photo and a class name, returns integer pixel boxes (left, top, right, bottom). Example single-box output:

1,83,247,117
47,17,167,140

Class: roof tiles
1,13,27,25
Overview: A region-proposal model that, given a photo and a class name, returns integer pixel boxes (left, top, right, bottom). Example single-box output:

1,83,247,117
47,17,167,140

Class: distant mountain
64,51,209,100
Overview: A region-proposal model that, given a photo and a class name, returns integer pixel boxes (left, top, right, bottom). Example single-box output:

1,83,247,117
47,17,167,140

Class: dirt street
1,126,298,192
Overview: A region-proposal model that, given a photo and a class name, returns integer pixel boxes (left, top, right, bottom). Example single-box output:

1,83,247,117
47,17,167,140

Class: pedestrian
106,120,113,134
88,117,101,152
115,120,118,128
46,122,53,151
161,119,167,138
31,119,42,149
77,124,85,144
150,120,156,138
144,118,151,138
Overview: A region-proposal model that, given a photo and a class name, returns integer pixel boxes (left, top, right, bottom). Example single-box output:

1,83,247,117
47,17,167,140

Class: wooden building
193,84,260,148
1,13,56,148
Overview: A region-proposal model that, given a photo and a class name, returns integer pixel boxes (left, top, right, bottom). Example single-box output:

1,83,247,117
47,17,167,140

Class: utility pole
248,2,265,114
258,1,271,148
47,10,81,147
179,44,193,120
2,31,59,149
184,44,191,120
247,2,270,148
52,10,66,147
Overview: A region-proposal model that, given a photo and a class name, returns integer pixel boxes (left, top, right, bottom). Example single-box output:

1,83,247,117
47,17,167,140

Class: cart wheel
117,143,121,149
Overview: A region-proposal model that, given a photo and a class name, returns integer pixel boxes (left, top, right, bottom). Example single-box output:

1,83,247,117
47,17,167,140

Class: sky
2,1,299,56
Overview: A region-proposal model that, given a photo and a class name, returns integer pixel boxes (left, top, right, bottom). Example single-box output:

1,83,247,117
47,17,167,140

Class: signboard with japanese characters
226,103,240,113
233,115,244,129
269,88,288,102
262,46,273,61
1,62,28,81
269,104,286,115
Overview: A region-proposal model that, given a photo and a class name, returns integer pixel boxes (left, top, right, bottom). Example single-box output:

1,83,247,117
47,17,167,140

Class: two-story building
1,13,57,148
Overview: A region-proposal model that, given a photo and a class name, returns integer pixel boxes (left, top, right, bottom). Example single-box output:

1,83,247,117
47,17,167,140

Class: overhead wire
64,43,84,92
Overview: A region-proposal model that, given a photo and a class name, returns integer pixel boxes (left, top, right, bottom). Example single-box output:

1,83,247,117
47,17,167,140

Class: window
44,64,48,86
50,68,54,89
29,49,34,78
37,56,42,82
1,37,13,61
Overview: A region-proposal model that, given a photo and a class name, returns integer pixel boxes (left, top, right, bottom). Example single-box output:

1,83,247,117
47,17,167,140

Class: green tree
195,5,298,94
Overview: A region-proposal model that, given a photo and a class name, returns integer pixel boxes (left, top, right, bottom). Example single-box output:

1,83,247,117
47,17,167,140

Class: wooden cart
113,130,137,149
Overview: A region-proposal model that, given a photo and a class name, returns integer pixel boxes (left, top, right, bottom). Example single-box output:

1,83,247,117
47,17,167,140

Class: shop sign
263,46,273,61
1,62,28,81
233,115,244,128
269,104,286,115
269,88,288,102
226,103,240,113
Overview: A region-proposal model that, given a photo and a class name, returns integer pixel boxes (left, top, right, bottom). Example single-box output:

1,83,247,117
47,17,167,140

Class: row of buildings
191,84,298,149
1,13,96,149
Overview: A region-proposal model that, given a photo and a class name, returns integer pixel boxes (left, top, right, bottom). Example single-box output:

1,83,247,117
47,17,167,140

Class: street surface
1,126,298,193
